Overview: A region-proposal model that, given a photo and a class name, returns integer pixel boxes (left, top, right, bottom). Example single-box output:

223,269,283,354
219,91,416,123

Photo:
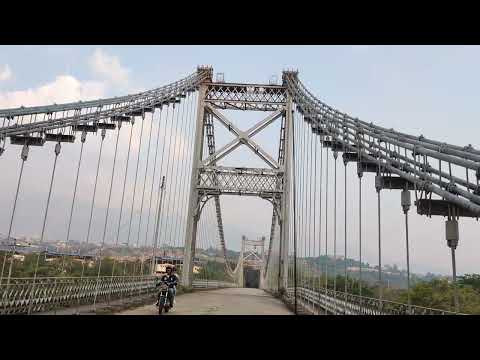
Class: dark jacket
157,274,178,289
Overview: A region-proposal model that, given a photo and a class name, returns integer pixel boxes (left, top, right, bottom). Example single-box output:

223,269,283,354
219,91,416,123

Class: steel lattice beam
205,82,286,111
198,166,283,196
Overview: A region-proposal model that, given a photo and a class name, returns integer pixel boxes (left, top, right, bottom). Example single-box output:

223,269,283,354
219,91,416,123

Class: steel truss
205,82,286,111
198,166,283,196
241,237,265,270
182,81,292,288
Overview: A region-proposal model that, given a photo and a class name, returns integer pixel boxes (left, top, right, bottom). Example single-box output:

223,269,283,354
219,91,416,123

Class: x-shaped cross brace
202,104,284,169
243,251,262,262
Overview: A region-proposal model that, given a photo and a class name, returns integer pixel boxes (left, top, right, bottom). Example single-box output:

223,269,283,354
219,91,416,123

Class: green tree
458,274,480,292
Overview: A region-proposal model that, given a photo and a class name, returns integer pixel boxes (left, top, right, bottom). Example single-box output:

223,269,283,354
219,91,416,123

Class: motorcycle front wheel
158,303,164,315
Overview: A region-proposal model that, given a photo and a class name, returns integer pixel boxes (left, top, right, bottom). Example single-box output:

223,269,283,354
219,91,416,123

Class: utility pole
151,176,166,275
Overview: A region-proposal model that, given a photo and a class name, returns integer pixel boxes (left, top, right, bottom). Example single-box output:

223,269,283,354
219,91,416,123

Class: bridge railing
191,280,238,289
0,276,157,315
0,276,237,315
287,287,461,315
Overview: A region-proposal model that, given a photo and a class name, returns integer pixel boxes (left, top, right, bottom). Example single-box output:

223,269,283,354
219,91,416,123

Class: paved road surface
117,288,293,315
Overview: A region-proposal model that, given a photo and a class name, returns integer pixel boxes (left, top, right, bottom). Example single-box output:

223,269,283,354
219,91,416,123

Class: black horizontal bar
75,124,98,132
111,115,131,122
343,152,358,163
322,140,344,151
124,110,144,116
379,176,415,190
358,161,379,173
10,135,45,146
44,133,75,143
97,123,116,130
416,199,478,218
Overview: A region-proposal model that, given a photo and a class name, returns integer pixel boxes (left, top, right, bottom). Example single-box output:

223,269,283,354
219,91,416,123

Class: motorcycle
157,283,172,315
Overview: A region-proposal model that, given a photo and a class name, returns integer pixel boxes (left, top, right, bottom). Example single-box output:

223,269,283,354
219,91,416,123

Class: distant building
12,254,25,262
347,266,378,273
72,258,95,268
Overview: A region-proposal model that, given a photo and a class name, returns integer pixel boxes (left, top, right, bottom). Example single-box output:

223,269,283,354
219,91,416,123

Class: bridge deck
116,288,293,315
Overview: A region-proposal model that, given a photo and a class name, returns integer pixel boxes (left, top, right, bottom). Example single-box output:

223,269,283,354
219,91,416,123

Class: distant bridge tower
182,66,293,289
240,236,265,288
241,236,265,269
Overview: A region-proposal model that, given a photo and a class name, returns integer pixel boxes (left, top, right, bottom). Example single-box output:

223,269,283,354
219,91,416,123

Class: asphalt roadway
116,287,293,315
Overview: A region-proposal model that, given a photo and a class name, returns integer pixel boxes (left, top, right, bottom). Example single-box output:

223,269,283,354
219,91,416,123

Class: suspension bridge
0,66,477,315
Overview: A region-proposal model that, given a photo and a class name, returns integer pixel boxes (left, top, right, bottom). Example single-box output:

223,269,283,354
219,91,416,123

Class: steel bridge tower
182,67,293,291
240,236,265,288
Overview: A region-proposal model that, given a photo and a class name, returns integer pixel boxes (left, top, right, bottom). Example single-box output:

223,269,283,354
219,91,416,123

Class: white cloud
0,64,12,81
0,75,106,109
88,48,130,87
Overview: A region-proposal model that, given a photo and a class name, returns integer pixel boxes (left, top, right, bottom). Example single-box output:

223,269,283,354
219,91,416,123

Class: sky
0,45,479,276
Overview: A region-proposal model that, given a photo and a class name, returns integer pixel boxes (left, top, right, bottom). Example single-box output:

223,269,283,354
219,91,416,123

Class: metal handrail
287,286,463,315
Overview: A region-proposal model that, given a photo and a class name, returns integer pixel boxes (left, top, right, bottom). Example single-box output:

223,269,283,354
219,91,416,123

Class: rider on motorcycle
156,266,178,308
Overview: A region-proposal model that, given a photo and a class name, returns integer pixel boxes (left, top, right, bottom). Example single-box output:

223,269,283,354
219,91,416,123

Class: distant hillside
303,255,445,289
